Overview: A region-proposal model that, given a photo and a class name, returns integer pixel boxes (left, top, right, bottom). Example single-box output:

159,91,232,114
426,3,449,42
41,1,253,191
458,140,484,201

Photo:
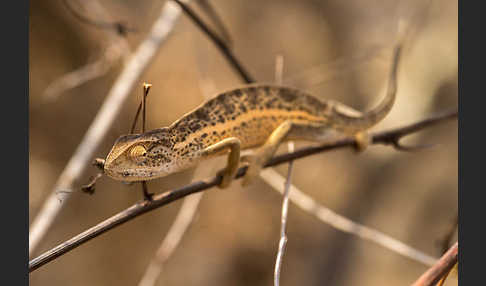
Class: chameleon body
103,46,400,188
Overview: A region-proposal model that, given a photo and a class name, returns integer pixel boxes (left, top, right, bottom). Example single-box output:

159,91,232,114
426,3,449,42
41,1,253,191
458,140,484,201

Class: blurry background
29,0,457,285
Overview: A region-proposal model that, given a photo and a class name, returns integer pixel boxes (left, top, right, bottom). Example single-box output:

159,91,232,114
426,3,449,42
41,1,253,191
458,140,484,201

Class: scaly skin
103,45,401,187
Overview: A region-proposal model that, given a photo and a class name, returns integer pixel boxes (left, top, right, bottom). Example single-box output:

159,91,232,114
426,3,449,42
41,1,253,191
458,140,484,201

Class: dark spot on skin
233,89,243,98
202,133,208,138
239,103,247,113
156,138,172,148
247,86,257,94
247,92,258,106
265,98,277,108
263,86,271,95
189,122,201,132
221,101,235,115
279,88,297,102
177,125,186,133
195,108,210,122
218,115,225,123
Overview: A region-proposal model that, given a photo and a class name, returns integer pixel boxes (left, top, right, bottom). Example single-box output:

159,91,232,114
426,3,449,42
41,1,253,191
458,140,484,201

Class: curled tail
332,41,402,132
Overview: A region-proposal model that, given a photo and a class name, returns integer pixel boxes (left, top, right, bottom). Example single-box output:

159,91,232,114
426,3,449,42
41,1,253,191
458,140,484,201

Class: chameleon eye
129,145,147,158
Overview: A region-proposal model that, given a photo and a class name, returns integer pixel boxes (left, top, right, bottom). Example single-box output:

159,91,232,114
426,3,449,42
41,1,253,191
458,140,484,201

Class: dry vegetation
29,0,457,285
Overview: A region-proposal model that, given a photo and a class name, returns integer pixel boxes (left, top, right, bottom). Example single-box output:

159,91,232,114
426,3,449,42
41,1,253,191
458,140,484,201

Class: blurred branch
61,0,136,35
440,214,458,255
29,0,188,257
137,193,203,286
44,0,131,101
172,0,255,83
411,242,458,286
273,54,293,286
29,110,456,272
260,168,437,266
196,0,233,46
274,142,294,286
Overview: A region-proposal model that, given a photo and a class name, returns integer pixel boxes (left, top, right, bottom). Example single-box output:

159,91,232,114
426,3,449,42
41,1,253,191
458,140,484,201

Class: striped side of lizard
101,44,401,189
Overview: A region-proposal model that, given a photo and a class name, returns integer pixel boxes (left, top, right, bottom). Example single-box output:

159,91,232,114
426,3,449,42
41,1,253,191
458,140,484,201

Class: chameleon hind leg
241,121,370,186
201,137,241,188
241,121,330,186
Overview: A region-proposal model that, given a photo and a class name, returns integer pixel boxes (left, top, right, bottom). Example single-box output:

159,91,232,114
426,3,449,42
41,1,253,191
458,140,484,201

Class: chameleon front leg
201,137,241,188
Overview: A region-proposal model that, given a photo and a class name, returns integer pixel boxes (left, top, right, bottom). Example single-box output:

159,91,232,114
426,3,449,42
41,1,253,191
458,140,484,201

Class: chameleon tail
332,42,401,131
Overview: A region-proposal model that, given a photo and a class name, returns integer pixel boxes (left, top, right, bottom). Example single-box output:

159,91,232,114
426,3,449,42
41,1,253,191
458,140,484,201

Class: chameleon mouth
104,166,169,182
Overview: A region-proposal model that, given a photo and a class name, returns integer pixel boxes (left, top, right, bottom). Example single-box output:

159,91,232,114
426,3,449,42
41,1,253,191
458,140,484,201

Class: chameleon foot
354,132,371,153
240,155,263,187
217,168,235,189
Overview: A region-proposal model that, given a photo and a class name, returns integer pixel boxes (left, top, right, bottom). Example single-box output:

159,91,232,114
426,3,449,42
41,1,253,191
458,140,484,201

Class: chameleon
100,44,401,191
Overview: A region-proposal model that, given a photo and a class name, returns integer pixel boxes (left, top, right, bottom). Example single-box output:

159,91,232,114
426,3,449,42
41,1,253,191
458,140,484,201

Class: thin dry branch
411,242,458,286
196,0,233,46
29,0,187,256
260,168,438,266
43,0,131,100
172,0,255,83
137,193,203,286
273,54,292,286
274,142,294,286
29,110,456,272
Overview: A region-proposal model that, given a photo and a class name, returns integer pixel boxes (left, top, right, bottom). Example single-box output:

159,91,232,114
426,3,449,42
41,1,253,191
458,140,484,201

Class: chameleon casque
101,45,400,191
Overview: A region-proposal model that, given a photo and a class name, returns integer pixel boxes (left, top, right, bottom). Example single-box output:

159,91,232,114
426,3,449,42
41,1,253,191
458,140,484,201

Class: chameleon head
103,129,178,182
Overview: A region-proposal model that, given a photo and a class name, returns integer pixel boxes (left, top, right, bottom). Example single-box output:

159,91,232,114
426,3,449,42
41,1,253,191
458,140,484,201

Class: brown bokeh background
30,0,457,285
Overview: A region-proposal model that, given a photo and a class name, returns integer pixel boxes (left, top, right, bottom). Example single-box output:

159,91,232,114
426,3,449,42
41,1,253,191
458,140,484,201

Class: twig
137,193,203,286
172,0,255,84
29,0,187,256
273,54,292,286
29,110,456,272
196,0,233,46
274,142,294,286
260,168,437,267
411,242,458,286
61,0,135,35
44,0,131,101
439,214,458,255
